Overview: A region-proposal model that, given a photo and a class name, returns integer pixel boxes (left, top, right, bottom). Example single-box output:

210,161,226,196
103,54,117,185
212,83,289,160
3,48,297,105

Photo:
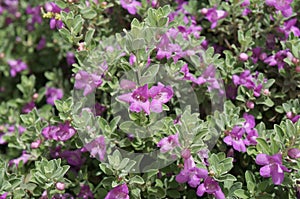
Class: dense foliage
1,0,300,198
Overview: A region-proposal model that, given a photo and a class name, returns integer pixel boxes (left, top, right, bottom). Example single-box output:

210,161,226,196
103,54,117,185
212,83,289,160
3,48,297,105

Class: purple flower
223,126,247,152
104,184,129,199
118,84,150,115
278,18,300,39
66,52,76,66
42,122,76,141
84,136,106,161
60,149,86,168
157,133,180,153
30,139,42,149
95,102,106,116
196,176,225,199
265,0,293,17
7,59,27,77
120,0,141,15
22,101,35,114
291,115,300,123
0,193,8,199
74,70,103,96
36,36,46,50
44,2,68,29
176,156,208,188
264,50,290,70
255,153,290,185
77,184,94,199
26,5,42,31
129,53,136,66
9,151,31,167
149,82,173,113
288,148,300,159
203,7,227,29
46,87,63,105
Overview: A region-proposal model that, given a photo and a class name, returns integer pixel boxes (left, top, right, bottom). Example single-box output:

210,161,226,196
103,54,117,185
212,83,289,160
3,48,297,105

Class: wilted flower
104,184,129,199
196,176,225,199
255,153,290,185
7,59,27,77
120,0,141,15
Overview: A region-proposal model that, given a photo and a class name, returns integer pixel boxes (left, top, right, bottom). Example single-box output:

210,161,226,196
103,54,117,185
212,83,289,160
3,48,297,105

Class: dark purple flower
66,52,76,66
52,193,74,199
84,136,106,161
255,153,290,185
9,151,31,167
26,5,42,31
291,115,300,123
223,126,247,152
7,59,27,77
118,84,150,115
46,87,63,105
77,184,94,199
36,37,46,50
197,176,225,199
22,101,35,114
95,102,106,116
60,149,86,168
278,18,300,39
265,0,293,17
288,148,300,159
104,184,129,199
74,70,103,96
120,0,141,15
157,133,180,153
203,7,227,29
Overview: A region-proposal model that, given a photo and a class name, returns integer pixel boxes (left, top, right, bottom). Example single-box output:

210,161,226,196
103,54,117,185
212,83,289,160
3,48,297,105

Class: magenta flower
203,7,227,29
149,82,173,113
74,70,103,96
77,184,94,199
9,151,31,167
84,136,106,161
44,2,67,29
223,126,247,152
0,193,8,199
118,84,150,115
129,53,136,66
291,115,300,123
255,153,290,185
196,176,225,199
42,122,76,141
176,156,208,188
46,87,63,105
120,0,141,15
264,50,290,70
104,184,129,199
7,59,27,77
265,0,293,17
278,18,300,39
288,148,300,159
157,133,180,153
26,5,42,31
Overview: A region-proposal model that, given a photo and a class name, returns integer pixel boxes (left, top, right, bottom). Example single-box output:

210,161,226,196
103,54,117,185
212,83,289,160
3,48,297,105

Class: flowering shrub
0,0,300,198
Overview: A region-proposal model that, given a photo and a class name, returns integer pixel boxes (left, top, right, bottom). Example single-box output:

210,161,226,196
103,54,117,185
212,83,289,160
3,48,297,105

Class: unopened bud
246,101,254,109
56,182,65,191
239,53,248,61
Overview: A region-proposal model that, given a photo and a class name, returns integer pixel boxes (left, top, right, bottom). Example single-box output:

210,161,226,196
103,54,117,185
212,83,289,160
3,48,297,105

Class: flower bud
263,89,270,96
201,8,208,15
246,101,254,109
259,52,267,61
32,93,39,100
296,66,300,73
56,182,65,191
288,148,300,159
31,140,41,149
286,111,293,119
239,53,248,61
292,57,299,65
